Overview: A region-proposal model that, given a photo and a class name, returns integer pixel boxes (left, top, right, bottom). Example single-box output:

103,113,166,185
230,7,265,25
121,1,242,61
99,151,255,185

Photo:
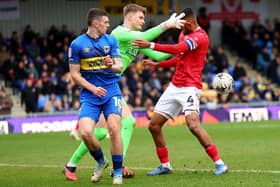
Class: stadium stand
0,18,279,116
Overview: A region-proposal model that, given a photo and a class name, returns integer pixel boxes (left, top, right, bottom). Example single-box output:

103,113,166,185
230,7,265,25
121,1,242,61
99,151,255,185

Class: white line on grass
0,163,279,174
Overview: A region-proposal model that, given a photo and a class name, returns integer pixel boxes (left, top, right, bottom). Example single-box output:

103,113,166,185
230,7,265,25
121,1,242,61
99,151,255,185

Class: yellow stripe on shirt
80,57,107,70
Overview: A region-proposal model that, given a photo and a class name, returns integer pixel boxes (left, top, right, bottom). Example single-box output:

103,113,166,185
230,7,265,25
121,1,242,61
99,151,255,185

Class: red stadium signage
100,0,179,15
197,0,264,22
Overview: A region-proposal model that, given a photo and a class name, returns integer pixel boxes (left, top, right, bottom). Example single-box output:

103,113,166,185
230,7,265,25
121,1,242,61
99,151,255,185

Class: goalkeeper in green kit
63,3,185,181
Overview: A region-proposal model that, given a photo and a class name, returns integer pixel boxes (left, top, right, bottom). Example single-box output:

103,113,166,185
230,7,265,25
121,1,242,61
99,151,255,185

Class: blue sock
112,155,123,176
89,149,104,164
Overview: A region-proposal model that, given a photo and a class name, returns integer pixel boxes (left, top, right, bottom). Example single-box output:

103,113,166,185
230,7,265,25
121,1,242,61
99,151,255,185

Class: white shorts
154,83,201,119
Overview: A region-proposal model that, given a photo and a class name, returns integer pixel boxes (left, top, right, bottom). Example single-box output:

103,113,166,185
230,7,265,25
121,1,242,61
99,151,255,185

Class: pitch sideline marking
0,163,279,174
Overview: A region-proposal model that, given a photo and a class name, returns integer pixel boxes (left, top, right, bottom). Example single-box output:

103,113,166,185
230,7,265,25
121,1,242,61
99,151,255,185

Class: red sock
205,144,220,162
74,122,79,131
156,147,169,163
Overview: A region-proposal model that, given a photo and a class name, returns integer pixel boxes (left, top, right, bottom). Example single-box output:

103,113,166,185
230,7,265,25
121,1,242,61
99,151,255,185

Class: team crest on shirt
103,45,110,53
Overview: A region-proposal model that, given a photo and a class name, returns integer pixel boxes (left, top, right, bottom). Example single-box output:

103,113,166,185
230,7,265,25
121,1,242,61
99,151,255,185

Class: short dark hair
123,3,146,17
180,8,195,19
87,8,109,26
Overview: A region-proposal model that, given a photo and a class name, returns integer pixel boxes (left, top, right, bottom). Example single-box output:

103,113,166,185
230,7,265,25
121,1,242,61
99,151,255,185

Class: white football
213,73,234,95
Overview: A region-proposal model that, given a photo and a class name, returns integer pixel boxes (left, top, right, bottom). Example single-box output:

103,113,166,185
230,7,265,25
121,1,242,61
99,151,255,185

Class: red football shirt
155,27,209,89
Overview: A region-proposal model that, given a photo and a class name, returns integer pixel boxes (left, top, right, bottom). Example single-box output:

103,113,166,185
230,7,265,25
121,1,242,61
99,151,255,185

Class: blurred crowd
0,17,279,115
0,24,79,114
222,18,280,85
218,18,280,107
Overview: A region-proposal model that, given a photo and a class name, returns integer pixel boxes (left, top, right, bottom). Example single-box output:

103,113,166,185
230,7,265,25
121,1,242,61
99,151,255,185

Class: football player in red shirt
133,8,228,176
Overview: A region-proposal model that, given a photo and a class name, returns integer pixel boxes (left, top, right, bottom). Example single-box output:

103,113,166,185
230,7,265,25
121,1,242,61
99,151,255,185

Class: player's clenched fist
104,55,114,68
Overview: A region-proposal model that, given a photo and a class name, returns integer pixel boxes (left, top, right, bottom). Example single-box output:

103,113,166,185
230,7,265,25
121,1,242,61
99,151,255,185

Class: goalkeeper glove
160,12,186,30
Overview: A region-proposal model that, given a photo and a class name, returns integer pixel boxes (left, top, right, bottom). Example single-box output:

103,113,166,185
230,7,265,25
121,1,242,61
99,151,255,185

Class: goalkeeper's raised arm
111,3,185,73
112,11,186,42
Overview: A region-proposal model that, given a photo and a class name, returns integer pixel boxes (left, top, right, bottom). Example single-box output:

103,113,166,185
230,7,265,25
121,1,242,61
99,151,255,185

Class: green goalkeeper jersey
111,25,172,74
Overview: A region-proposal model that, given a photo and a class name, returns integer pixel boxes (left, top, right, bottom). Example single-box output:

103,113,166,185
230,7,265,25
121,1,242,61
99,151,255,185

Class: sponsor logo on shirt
83,48,90,52
80,57,107,70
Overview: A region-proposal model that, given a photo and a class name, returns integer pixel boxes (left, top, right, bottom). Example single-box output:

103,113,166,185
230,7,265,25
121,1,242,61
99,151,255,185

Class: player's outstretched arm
157,57,178,68
139,12,185,41
113,26,163,42
142,57,177,68
112,13,185,42
133,38,189,55
141,59,158,67
139,48,172,61
69,63,107,97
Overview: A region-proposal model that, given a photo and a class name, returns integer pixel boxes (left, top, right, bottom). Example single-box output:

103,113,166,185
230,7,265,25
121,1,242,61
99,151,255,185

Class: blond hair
123,3,146,17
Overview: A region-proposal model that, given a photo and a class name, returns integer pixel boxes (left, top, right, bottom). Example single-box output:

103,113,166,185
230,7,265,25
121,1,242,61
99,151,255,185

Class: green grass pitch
0,120,280,187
